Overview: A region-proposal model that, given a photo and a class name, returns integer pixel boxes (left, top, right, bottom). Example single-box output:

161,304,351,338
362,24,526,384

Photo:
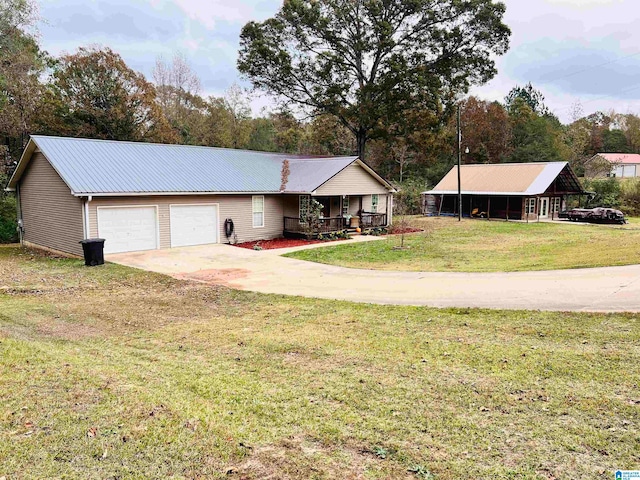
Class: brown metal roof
424,161,585,196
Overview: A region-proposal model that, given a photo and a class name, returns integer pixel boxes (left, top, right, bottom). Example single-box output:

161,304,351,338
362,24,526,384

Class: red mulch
234,238,324,250
388,227,423,235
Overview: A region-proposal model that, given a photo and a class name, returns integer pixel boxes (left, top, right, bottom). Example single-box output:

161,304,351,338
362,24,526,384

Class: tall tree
38,47,177,143
300,114,356,156
504,83,550,116
458,96,511,164
238,0,510,160
617,113,640,153
223,83,252,149
563,103,591,175
153,52,203,143
0,0,47,167
199,96,234,148
247,117,277,152
506,97,565,163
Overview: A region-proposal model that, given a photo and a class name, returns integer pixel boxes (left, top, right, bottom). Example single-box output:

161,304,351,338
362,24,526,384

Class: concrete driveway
108,242,640,313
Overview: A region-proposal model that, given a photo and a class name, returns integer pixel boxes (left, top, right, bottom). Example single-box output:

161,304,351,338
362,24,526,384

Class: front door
539,197,549,218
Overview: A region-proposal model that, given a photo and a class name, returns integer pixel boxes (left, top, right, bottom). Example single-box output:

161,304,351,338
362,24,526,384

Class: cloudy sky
37,0,640,123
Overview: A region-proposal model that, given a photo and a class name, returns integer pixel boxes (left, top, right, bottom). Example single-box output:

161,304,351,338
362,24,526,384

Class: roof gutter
71,190,310,197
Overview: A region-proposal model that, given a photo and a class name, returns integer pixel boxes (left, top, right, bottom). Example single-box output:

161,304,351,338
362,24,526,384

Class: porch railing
360,212,387,228
284,216,346,234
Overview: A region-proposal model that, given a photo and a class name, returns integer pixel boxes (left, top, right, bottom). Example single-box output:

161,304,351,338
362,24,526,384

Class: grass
285,216,640,272
1,244,639,479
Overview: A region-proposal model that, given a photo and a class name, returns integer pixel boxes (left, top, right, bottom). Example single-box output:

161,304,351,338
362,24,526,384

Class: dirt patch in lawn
227,435,406,479
176,268,250,286
234,238,324,250
36,318,101,340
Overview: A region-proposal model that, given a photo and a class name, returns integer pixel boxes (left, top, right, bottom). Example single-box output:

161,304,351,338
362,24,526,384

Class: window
553,197,561,213
342,196,350,216
525,198,536,215
252,195,264,228
371,194,379,213
299,195,310,222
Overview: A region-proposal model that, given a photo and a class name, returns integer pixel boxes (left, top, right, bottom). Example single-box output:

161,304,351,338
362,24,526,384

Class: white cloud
470,0,640,122
149,0,279,30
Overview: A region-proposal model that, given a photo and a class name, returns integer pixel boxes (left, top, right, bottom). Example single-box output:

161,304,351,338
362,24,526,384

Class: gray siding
88,194,284,247
19,152,84,256
315,164,390,195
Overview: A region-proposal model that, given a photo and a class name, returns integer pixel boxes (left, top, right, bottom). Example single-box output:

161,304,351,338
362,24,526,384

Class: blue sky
37,0,640,123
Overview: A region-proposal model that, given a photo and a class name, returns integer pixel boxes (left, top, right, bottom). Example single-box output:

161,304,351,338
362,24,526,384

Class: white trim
525,198,536,215
252,195,265,228
169,203,220,247
539,197,549,219
342,195,350,216
96,204,160,252
299,194,310,223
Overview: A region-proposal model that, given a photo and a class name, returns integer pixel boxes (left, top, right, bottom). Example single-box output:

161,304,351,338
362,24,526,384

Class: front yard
285,216,640,272
0,245,639,478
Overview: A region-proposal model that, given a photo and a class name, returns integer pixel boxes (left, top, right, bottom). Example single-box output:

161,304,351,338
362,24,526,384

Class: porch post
506,196,510,221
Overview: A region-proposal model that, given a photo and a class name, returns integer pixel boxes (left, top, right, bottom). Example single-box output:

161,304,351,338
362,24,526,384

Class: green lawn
285,216,640,272
1,245,639,479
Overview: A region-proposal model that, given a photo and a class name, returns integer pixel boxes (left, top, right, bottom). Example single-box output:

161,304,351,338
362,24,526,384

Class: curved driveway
108,242,640,313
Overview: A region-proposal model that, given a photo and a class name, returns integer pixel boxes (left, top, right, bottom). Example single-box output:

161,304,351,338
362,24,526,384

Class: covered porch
283,194,389,237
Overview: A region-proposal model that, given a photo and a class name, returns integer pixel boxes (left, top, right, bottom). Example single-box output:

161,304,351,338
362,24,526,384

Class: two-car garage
97,204,219,254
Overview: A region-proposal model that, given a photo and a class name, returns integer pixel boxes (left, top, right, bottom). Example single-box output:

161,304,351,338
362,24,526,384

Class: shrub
0,193,18,243
620,178,640,216
582,177,621,208
393,178,428,215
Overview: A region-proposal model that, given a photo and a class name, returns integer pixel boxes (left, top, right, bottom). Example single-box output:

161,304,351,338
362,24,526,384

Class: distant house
6,136,394,256
421,162,586,221
585,153,640,178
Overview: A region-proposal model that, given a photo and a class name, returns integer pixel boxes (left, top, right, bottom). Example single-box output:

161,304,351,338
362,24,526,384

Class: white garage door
97,206,159,254
170,204,219,247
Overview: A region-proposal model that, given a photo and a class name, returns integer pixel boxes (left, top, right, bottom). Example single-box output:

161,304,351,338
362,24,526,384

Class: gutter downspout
16,183,24,245
83,196,92,239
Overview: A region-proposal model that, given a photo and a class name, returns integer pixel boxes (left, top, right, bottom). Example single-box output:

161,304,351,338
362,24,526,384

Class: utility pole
457,105,462,222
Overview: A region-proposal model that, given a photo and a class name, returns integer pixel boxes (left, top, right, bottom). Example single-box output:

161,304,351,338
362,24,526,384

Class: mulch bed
234,238,324,250
388,227,423,235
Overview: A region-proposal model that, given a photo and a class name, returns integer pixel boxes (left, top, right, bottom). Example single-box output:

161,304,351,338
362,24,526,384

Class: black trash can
79,238,106,266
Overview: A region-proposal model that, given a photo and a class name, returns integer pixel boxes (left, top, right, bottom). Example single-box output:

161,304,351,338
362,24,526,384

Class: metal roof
7,136,363,195
423,162,583,196
595,153,640,165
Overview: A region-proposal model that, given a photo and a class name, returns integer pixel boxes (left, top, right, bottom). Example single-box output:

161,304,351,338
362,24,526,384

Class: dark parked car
562,207,627,224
